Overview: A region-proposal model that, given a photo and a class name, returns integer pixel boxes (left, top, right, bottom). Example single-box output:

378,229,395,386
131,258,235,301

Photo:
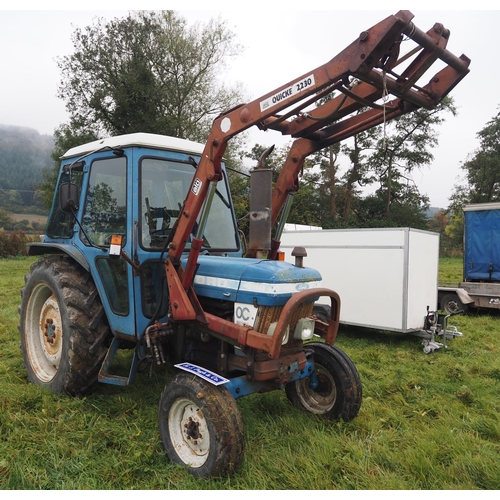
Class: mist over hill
0,124,54,191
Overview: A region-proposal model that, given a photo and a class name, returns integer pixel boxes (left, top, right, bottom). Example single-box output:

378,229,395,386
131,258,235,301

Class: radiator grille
254,301,314,337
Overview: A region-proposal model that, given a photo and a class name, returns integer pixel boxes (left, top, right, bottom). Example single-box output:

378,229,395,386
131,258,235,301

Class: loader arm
165,9,470,317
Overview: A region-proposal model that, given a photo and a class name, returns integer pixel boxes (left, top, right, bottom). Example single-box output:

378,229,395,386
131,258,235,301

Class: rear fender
27,242,90,271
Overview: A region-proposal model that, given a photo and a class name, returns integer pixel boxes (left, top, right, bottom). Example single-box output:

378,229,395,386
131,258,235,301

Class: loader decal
191,178,203,195
260,74,315,112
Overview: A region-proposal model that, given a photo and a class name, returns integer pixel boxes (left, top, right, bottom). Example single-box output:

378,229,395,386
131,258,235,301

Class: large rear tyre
285,342,362,421
19,256,110,396
158,372,244,478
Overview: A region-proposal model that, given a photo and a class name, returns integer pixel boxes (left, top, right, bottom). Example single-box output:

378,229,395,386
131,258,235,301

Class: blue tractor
19,11,469,477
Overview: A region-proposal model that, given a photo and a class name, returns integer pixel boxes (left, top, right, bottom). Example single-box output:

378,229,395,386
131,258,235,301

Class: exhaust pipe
248,145,274,259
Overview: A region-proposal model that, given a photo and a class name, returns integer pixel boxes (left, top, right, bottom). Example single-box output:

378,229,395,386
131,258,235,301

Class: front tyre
19,256,110,395
285,342,362,421
312,304,331,324
158,372,244,478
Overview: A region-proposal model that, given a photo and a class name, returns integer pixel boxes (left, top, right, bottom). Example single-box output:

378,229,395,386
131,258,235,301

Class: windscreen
140,158,239,253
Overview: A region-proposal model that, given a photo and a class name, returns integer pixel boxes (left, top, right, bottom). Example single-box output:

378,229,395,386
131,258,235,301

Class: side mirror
59,182,80,213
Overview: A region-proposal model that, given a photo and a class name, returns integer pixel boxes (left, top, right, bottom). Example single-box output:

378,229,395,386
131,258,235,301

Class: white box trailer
280,227,440,333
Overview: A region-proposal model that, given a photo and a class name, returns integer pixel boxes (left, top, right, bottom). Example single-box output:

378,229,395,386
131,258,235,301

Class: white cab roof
62,132,206,159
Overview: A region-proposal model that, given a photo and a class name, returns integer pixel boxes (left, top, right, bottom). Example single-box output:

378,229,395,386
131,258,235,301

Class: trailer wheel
158,372,244,478
19,256,110,396
285,342,362,421
440,293,468,314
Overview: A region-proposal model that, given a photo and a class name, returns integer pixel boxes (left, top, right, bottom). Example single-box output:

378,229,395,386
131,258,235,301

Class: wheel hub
185,417,202,442
24,283,64,383
44,318,56,343
297,364,337,414
169,398,210,467
39,296,63,362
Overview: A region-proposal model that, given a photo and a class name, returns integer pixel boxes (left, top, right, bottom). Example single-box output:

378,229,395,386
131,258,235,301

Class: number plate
175,362,229,386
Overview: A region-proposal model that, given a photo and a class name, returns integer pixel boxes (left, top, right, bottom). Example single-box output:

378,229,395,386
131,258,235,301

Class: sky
1,3,499,209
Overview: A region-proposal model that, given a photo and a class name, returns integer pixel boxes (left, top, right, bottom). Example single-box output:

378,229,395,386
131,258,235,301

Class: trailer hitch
421,308,464,353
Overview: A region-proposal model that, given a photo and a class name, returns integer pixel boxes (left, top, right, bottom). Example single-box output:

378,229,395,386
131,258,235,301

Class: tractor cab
31,133,241,339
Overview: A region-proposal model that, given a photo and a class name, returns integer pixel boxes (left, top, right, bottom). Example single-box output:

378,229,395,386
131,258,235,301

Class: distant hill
426,206,444,219
0,124,54,191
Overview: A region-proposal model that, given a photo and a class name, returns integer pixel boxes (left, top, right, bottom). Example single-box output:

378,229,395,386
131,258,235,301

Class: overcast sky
1,3,499,208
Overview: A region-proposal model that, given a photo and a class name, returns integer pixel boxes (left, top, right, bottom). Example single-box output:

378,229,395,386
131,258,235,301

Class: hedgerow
0,230,33,258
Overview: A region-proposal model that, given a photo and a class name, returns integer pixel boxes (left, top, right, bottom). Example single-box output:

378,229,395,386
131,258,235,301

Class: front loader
20,11,469,477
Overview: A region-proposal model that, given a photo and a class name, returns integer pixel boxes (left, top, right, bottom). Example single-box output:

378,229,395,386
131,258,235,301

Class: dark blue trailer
464,204,500,281
438,203,500,313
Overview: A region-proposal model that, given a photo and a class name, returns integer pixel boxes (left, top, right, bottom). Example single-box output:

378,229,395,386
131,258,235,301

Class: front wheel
285,342,362,421
312,304,331,324
158,372,245,478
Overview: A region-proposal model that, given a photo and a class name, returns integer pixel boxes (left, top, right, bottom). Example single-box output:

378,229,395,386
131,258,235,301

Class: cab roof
61,132,206,159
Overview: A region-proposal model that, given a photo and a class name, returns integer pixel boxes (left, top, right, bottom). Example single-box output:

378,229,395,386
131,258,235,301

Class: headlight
293,317,315,341
266,322,289,345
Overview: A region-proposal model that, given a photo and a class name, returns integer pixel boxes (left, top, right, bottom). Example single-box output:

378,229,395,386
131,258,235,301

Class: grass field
438,257,463,286
10,214,48,225
1,256,499,490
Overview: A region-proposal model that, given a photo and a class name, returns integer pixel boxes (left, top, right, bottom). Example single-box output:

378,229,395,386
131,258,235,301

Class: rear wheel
19,256,110,395
158,372,244,478
286,342,362,421
440,293,468,314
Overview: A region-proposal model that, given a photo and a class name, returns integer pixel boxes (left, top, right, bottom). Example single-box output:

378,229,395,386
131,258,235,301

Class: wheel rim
24,282,63,383
446,299,461,314
295,363,337,414
168,397,210,468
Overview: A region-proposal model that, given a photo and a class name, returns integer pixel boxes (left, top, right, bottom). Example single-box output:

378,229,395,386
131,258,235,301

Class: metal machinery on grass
19,11,469,477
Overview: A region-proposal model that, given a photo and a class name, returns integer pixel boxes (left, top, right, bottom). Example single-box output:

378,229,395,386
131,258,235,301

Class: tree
428,209,458,255
38,123,99,210
56,11,244,142
428,209,449,234
445,107,500,252
369,97,456,219
313,144,341,223
7,190,23,211
40,11,246,211
294,94,455,230
0,208,13,230
452,108,500,205
339,128,378,222
356,184,429,229
445,210,464,244
14,219,31,232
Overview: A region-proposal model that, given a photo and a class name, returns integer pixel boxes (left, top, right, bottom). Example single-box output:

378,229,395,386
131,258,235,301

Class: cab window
81,156,127,247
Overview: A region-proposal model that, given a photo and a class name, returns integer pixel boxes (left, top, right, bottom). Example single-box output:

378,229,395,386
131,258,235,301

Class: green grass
1,256,500,489
438,257,464,286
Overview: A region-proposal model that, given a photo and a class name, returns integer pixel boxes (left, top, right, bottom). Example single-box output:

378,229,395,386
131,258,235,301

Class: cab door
131,150,198,339
77,153,137,337
130,147,242,340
